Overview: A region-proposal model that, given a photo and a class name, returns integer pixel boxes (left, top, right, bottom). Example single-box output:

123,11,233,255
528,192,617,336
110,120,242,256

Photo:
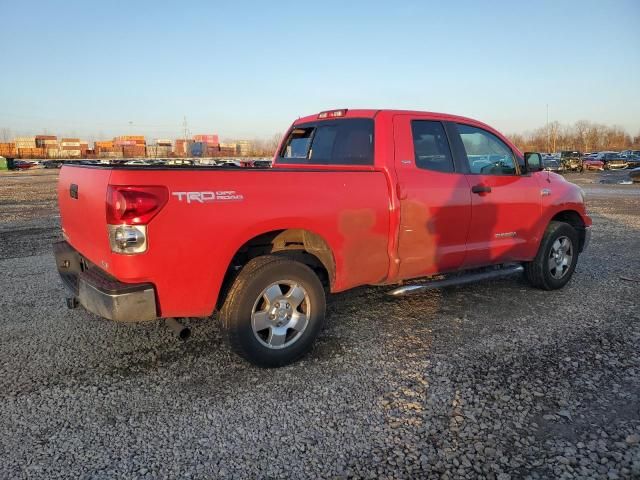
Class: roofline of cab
294,109,493,127
291,109,522,157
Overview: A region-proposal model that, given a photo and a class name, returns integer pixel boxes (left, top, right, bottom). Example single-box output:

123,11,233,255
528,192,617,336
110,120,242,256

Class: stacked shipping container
60,138,81,157
35,135,61,158
3,130,255,160
193,134,219,146
174,139,193,156
147,145,171,157
122,145,146,158
0,143,16,157
16,135,45,158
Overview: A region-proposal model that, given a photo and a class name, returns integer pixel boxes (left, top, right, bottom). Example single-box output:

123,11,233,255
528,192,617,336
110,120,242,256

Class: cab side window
411,120,455,173
456,124,517,175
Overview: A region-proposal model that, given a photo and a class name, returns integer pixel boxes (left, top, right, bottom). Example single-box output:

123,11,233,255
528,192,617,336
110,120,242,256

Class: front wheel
525,221,579,290
219,255,326,367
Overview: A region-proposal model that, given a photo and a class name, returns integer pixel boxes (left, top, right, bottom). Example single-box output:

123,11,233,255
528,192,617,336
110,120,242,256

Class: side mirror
524,152,543,173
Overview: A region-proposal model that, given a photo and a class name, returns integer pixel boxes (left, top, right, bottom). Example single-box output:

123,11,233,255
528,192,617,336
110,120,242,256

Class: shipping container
193,134,219,145
122,144,146,158
15,137,37,149
35,136,57,148
0,142,17,157
191,142,205,156
61,149,81,157
18,147,46,158
98,151,121,158
114,135,145,146
147,145,171,157
218,146,237,156
95,141,114,149
115,135,145,141
46,148,61,158
175,139,193,155
114,140,137,146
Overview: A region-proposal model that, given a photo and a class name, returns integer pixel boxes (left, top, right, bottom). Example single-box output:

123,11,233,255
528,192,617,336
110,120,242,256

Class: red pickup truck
55,109,591,366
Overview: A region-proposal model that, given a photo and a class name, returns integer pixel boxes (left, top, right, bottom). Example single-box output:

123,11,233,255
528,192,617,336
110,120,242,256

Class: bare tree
507,121,637,153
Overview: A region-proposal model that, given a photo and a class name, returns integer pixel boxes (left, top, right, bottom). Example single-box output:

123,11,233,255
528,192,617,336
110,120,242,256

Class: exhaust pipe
165,318,191,341
65,297,79,309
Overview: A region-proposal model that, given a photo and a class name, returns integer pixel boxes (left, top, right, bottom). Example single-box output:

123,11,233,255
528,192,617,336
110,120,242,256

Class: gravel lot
0,168,638,479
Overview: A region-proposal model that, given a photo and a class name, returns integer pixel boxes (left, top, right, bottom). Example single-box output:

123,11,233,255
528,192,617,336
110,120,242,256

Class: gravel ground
0,168,638,479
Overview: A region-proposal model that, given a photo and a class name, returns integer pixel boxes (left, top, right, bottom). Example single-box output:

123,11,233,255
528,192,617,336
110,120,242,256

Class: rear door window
410,120,455,173
279,119,374,165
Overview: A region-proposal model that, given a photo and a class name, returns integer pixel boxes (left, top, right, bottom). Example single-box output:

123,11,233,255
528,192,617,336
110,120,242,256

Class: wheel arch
550,210,587,252
216,228,336,310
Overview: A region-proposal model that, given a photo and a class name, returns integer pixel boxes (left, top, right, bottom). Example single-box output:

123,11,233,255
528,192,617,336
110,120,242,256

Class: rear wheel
525,221,579,290
219,255,326,367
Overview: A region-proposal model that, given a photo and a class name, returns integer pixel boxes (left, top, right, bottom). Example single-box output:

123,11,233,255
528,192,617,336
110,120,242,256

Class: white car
125,160,151,166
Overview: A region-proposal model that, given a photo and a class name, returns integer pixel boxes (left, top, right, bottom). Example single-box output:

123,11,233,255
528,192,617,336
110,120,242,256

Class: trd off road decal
172,191,244,203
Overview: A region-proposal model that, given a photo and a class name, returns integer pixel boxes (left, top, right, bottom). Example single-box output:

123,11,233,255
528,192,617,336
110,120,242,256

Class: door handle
471,185,492,194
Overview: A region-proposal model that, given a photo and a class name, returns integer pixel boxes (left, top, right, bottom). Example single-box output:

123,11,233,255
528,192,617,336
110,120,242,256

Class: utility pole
182,116,189,141
182,116,190,156
546,104,549,154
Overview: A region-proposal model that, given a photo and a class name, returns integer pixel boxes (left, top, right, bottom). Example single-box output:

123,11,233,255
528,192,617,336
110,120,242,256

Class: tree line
507,121,640,154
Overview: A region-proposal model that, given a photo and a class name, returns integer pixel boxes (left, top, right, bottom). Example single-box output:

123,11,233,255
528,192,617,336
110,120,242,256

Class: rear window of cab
278,118,374,166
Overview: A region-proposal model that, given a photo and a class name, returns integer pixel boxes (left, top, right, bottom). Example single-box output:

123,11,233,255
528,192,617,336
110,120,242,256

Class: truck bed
57,164,392,317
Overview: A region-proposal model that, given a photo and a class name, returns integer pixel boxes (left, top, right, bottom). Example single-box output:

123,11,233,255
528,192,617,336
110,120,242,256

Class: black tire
219,255,326,367
525,221,579,290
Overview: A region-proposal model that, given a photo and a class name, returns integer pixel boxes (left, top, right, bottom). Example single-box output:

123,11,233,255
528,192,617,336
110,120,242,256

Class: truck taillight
106,186,168,254
106,185,168,225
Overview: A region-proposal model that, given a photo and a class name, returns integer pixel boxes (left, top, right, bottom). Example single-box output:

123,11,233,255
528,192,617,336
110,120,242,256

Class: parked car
54,108,592,367
124,160,151,166
595,152,629,170
582,157,605,171
620,150,640,157
629,167,640,183
560,151,583,172
252,159,272,168
620,154,640,168
13,160,36,170
43,161,63,169
542,156,563,172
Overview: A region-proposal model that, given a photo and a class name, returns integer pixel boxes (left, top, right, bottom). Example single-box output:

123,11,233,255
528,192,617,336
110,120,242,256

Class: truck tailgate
58,166,113,266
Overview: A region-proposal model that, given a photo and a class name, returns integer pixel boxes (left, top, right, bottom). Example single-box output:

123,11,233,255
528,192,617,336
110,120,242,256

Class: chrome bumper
53,241,157,322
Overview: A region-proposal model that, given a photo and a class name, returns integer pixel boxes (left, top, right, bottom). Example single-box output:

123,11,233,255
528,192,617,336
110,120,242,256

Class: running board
387,264,524,296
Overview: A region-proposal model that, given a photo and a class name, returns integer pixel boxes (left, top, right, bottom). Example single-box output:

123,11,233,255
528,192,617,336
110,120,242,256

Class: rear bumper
53,241,157,322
